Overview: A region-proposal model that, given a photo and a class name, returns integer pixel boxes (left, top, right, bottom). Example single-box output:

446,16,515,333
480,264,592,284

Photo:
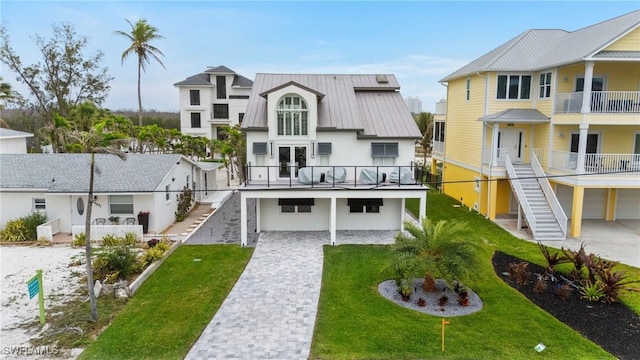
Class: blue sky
1,1,638,112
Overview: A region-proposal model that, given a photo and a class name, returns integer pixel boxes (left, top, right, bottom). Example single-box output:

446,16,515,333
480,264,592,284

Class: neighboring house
239,73,427,246
174,65,253,140
0,128,33,154
434,10,640,240
0,154,215,235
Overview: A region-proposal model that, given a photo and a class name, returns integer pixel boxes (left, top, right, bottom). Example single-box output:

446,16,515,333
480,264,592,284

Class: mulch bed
492,251,640,360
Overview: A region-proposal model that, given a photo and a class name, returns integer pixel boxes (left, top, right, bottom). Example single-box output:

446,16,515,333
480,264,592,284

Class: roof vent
376,75,388,84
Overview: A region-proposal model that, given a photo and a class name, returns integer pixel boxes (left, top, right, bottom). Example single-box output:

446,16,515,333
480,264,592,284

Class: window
317,143,332,155
165,185,170,201
33,198,46,213
497,75,531,99
348,198,383,214
570,133,599,154
189,89,200,105
239,113,244,125
216,76,226,99
466,78,471,101
253,142,268,155
277,95,308,136
109,195,133,215
213,104,229,119
278,198,314,213
539,72,551,99
434,122,445,142
190,113,201,128
371,143,398,158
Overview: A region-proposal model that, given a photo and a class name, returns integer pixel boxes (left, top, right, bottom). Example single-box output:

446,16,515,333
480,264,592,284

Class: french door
278,146,307,178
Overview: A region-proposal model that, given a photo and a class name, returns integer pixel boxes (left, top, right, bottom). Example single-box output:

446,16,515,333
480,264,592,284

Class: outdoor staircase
505,154,567,241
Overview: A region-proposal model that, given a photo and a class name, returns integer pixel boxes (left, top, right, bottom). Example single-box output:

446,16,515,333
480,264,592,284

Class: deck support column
576,123,589,174
255,198,261,233
330,197,336,245
418,191,427,222
240,192,247,246
570,186,585,238
400,198,406,231
606,188,617,221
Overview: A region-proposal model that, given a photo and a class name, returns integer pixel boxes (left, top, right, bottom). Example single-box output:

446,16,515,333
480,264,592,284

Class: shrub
398,278,412,301
592,263,640,303
562,243,587,281
538,241,569,274
457,290,469,306
533,279,548,293
579,281,605,302
101,234,121,247
508,262,531,286
438,295,448,307
122,232,139,246
0,213,46,242
36,236,52,247
71,233,86,247
94,246,139,282
417,297,426,307
175,186,193,222
553,283,573,301
23,213,47,240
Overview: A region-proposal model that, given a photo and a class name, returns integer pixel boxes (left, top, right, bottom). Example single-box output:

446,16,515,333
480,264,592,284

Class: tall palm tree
392,218,477,294
67,121,127,320
114,19,165,127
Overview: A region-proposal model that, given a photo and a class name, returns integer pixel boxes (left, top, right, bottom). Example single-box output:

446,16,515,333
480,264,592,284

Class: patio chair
92,218,106,225
124,217,136,225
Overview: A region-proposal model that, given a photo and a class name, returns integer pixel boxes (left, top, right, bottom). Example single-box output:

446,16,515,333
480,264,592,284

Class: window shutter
253,142,268,155
318,143,332,155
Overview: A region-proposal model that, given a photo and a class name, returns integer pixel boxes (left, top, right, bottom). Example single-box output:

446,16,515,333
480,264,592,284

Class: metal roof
242,73,420,139
0,128,34,139
0,154,186,193
232,74,254,88
478,109,550,123
592,50,640,59
442,10,640,82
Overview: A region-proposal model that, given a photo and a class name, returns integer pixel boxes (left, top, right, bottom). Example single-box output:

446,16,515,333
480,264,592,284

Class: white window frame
109,195,134,215
539,72,552,99
496,74,532,100
466,78,471,101
33,198,46,213
277,95,309,136
165,185,171,202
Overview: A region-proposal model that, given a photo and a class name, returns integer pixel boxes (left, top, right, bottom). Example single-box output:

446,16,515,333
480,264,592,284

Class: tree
0,77,12,111
391,218,477,295
67,121,127,320
114,19,165,127
415,112,433,135
0,23,112,127
221,125,247,182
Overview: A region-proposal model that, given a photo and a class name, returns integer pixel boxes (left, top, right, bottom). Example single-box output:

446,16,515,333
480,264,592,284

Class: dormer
260,82,325,141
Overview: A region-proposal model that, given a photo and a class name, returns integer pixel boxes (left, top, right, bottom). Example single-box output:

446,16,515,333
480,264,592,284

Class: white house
174,65,253,140
0,154,215,235
0,128,33,154
239,73,427,246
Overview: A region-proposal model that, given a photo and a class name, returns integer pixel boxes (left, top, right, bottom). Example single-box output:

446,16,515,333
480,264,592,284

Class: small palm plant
391,218,477,295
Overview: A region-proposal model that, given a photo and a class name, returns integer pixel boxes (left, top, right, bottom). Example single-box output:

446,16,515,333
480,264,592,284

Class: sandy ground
0,245,84,359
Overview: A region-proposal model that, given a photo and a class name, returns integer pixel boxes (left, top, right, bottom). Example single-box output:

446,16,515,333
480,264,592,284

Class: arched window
277,95,308,136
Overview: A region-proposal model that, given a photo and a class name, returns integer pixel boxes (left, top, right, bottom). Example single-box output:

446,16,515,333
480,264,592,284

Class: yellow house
434,10,640,240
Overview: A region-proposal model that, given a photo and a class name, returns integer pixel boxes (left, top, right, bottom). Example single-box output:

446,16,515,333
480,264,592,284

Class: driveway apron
185,231,326,360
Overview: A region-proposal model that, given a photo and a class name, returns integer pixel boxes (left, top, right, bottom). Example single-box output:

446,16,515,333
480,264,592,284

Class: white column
330,197,336,245
400,198,406,231
491,123,500,166
419,191,427,221
576,123,589,174
240,192,247,246
580,61,594,114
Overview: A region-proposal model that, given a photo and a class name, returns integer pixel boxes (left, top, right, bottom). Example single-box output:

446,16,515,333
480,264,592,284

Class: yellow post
441,318,450,352
487,178,498,220
430,158,437,175
570,186,585,238
606,188,616,221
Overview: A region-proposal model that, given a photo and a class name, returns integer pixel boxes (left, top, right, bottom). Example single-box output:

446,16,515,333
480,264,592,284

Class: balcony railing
483,147,507,167
550,151,640,174
554,91,640,114
244,164,424,188
432,140,444,154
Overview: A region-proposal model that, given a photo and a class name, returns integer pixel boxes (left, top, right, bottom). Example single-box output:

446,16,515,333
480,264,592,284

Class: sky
1,1,638,113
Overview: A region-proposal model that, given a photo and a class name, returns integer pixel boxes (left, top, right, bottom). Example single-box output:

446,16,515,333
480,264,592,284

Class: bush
71,233,86,247
101,234,121,247
93,246,139,283
175,186,193,222
0,213,47,242
122,232,139,246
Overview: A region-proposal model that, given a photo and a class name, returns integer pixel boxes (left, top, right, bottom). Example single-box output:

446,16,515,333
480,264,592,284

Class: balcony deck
555,91,640,114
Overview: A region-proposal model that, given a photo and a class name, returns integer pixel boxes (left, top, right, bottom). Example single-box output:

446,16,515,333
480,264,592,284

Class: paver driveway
185,231,326,360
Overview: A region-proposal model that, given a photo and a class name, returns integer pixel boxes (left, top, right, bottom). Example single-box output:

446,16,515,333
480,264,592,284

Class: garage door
616,189,640,220
556,185,605,219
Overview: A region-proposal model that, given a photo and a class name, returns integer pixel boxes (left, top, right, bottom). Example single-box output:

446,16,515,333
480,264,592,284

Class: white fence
483,147,507,167
554,91,640,113
71,225,144,242
36,218,61,242
551,151,640,174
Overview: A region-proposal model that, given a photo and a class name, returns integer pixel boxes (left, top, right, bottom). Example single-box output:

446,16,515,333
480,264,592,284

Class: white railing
36,218,61,242
483,147,507,166
532,148,544,164
505,154,537,236
432,140,444,154
554,91,640,113
551,151,640,174
531,153,567,237
71,225,143,242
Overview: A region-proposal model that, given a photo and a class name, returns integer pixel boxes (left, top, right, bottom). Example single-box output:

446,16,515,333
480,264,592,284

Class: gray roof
242,73,420,139
173,73,212,87
204,65,236,74
442,10,640,81
0,128,34,139
0,154,185,193
478,109,550,123
592,50,640,59
232,74,254,88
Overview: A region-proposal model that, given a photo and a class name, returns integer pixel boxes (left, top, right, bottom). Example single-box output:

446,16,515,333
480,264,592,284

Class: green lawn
79,245,253,360
310,190,640,359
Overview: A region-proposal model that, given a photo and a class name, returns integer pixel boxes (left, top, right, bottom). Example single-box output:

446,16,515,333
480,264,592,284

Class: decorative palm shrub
0,213,47,242
391,218,477,297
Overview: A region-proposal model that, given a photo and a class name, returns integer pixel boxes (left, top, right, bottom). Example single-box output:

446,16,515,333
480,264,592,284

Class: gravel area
378,278,483,317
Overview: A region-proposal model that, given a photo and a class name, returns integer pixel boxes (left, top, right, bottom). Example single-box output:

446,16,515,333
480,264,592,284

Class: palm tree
114,19,165,127
67,121,127,320
392,218,477,294
0,77,12,111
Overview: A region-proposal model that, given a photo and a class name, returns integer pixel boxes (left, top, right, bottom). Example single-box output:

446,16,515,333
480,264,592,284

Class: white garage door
616,189,640,220
556,185,605,219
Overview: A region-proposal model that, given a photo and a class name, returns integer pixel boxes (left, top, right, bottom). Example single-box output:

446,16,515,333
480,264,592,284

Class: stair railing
531,153,567,238
505,153,537,237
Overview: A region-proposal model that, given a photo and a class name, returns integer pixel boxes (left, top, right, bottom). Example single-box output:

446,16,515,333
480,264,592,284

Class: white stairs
510,164,566,240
